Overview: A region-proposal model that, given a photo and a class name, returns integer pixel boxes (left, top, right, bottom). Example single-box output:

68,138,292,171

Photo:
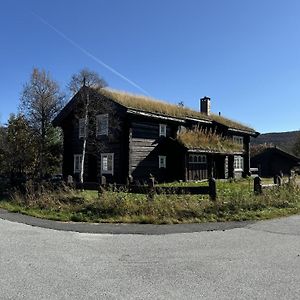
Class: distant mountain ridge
251,130,300,154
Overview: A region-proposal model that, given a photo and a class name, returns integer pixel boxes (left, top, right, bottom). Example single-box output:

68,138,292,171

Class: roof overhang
228,128,259,137
185,117,212,125
127,109,186,123
187,148,244,155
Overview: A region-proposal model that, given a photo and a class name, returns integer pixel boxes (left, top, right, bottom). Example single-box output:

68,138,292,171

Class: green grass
0,178,299,224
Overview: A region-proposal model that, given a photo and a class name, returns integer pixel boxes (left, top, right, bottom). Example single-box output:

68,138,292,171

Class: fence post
98,176,106,196
274,175,280,185
254,176,262,194
148,175,155,201
209,177,216,201
67,175,74,188
126,175,133,186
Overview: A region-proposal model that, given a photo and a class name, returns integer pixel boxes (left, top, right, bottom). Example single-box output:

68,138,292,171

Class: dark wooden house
53,86,259,183
251,147,300,177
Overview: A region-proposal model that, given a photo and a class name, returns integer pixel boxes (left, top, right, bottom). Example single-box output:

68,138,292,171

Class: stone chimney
200,96,211,116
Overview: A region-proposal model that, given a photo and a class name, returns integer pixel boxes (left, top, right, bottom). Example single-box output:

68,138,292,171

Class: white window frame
159,124,167,137
159,155,167,169
101,153,114,175
234,155,244,171
233,135,243,145
74,154,83,173
96,114,109,136
189,154,207,164
79,118,86,138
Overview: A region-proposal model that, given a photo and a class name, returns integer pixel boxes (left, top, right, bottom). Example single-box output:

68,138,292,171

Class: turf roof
177,128,244,153
96,88,256,133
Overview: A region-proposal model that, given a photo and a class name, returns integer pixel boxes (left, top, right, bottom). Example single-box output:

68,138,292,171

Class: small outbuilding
251,146,300,177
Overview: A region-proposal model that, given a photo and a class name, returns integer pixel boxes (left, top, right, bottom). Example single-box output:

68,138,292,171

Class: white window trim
96,114,109,136
79,118,86,138
189,154,207,164
159,155,167,169
101,153,114,175
74,154,83,173
159,124,167,137
234,155,244,171
233,135,243,145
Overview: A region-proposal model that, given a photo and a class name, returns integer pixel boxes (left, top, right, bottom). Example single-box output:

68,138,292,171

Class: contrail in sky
30,11,151,96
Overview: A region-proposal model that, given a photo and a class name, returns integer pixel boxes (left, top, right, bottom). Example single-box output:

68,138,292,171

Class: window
189,154,207,164
233,135,243,145
234,155,244,171
74,154,83,173
96,114,109,136
101,153,114,175
79,118,86,138
159,155,166,168
159,124,167,137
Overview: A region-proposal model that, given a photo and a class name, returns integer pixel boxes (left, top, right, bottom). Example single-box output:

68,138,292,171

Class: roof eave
228,127,259,137
126,109,186,123
187,148,244,155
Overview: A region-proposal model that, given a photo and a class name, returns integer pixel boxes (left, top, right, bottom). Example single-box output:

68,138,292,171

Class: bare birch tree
68,68,108,184
20,68,65,178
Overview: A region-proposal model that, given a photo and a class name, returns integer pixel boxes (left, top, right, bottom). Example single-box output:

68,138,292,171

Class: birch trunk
80,89,89,184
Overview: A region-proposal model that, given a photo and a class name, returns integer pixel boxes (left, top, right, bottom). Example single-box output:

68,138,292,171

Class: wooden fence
253,174,297,194
76,177,217,201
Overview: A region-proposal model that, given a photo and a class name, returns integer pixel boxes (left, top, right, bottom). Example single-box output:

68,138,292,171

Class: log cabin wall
128,115,182,182
60,95,129,183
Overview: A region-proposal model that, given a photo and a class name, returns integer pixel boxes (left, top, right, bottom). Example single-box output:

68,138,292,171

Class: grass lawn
0,178,299,224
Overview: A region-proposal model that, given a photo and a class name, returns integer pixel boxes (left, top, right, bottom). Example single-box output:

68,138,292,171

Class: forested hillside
251,130,300,154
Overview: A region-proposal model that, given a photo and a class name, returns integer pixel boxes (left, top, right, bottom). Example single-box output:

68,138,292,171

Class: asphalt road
0,215,299,299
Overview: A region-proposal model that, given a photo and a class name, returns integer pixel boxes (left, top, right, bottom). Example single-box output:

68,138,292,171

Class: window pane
101,153,114,174
159,156,166,168
74,155,82,173
107,155,113,171
79,119,86,138
97,114,108,136
159,124,166,137
102,156,108,171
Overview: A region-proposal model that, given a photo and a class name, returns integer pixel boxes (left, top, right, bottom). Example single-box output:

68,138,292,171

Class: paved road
0,216,299,299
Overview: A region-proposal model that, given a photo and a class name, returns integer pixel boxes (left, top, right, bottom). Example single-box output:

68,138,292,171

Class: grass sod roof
177,128,244,153
97,88,256,133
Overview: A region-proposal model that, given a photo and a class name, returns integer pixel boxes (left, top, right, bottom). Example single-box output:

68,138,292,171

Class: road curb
0,208,255,235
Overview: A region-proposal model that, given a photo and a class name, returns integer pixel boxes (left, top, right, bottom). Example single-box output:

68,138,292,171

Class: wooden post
98,175,106,196
209,177,216,201
274,175,282,186
127,175,133,186
148,175,155,201
101,175,106,186
254,176,262,194
67,175,74,188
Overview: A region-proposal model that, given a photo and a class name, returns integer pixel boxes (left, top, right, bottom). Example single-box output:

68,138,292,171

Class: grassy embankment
0,178,299,224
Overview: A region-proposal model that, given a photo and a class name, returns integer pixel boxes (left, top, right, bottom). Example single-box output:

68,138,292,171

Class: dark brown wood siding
129,118,184,182
60,95,128,184
187,163,208,180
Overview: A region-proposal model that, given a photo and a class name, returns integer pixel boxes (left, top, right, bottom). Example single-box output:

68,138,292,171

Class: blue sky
1,0,300,133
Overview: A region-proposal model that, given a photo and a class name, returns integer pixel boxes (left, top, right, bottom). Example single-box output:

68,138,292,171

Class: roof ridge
96,87,256,134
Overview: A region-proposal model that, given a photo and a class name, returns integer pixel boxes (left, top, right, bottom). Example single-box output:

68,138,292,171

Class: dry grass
1,179,300,224
177,127,244,152
211,114,255,133
99,88,210,120
97,88,255,133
